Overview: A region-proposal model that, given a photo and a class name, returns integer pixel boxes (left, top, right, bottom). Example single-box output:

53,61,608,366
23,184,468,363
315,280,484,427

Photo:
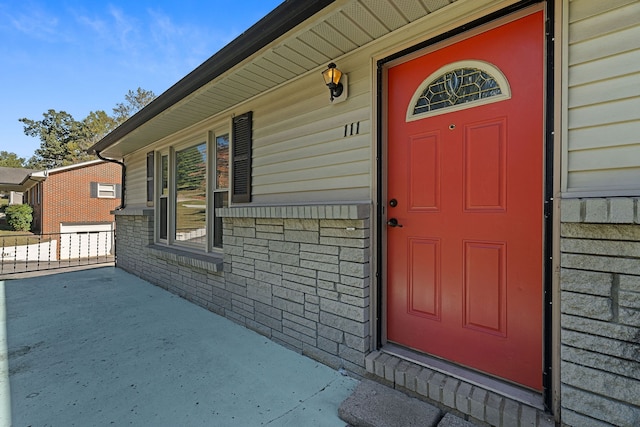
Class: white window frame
97,183,117,199
154,125,230,253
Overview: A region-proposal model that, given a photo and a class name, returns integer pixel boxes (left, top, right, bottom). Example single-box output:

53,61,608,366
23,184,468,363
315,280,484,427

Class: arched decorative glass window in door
406,60,511,122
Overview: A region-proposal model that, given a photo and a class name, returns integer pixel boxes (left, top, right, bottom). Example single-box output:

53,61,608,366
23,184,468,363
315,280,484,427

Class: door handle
387,218,403,228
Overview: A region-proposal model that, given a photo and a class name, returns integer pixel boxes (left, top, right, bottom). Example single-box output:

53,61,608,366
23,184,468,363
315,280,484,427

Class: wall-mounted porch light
321,62,344,102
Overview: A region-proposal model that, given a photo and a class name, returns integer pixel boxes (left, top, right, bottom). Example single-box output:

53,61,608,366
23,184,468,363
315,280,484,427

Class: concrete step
339,379,476,427
364,351,556,427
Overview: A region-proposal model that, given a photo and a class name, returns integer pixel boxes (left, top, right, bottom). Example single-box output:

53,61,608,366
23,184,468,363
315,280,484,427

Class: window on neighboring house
90,182,120,199
30,184,41,205
98,183,117,198
155,119,241,252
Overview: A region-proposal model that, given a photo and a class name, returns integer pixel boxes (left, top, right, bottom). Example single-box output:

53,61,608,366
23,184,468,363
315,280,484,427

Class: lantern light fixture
321,62,344,102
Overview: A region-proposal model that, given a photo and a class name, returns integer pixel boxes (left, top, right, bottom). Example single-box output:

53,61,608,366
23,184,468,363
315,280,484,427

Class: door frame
373,0,558,412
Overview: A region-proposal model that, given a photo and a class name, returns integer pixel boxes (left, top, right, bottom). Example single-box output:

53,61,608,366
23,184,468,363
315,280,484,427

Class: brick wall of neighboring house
560,197,640,427
38,162,121,235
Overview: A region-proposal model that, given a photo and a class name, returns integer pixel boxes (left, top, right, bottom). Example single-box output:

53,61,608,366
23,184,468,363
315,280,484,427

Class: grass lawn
0,222,42,246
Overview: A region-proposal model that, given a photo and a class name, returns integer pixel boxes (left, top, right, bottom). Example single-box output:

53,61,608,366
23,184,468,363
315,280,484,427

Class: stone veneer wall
114,209,225,310
560,198,640,427
114,205,372,375
219,204,371,374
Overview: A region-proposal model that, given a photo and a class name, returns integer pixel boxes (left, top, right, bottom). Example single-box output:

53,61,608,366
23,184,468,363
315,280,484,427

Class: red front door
386,11,544,390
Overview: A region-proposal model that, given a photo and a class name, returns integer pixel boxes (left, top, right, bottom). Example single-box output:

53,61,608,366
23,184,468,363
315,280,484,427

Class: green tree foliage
5,204,33,232
176,143,207,192
20,110,91,169
112,87,156,125
20,87,156,169
82,110,118,147
0,151,26,168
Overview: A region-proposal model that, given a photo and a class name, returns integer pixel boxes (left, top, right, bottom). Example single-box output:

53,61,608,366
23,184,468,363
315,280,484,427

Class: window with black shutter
231,111,252,203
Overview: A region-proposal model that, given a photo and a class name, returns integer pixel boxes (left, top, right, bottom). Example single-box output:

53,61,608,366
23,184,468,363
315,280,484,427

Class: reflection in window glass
213,192,228,248
159,154,169,240
159,198,168,240
175,142,207,247
216,134,229,189
161,155,169,196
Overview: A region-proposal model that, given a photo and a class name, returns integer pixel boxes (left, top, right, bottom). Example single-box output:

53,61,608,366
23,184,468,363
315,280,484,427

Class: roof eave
90,0,336,156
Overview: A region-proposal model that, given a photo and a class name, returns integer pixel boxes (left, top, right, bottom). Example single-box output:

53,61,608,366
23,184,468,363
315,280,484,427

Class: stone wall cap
113,207,154,217
217,203,371,220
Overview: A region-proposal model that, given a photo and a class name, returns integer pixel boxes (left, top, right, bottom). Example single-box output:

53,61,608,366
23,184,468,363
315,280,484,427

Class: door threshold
382,343,545,410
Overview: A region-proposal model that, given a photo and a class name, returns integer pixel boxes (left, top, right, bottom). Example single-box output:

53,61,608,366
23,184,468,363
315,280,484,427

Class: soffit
101,0,457,158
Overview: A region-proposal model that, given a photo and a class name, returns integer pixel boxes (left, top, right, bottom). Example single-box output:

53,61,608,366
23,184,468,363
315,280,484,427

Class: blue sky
0,0,282,161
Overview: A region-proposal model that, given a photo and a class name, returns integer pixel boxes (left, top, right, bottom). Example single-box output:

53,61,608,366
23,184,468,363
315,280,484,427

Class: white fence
0,230,115,275
0,240,57,262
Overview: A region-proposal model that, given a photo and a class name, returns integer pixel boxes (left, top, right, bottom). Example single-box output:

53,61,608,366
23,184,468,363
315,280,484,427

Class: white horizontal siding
124,151,148,208
565,169,640,194
564,0,640,196
568,73,640,108
569,145,640,171
249,57,373,204
568,97,640,129
568,121,640,151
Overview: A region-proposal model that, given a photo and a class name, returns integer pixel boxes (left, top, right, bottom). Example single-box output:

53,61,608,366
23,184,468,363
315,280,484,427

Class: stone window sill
148,244,224,272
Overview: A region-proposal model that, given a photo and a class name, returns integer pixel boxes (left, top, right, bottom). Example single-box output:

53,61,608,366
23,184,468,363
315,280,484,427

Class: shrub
5,204,33,232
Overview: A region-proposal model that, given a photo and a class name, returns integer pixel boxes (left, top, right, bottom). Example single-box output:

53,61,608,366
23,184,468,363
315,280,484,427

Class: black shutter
90,182,98,198
146,151,154,205
115,184,122,199
232,111,253,203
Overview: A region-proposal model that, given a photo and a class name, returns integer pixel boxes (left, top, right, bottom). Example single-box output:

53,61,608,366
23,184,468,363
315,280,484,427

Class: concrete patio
1,267,358,426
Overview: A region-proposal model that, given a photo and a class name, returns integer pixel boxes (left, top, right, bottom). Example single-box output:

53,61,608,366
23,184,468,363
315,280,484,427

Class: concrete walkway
1,267,357,426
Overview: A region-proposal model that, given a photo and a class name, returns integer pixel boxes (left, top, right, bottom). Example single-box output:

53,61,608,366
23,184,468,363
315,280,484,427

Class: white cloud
3,4,61,41
107,5,140,52
75,13,107,38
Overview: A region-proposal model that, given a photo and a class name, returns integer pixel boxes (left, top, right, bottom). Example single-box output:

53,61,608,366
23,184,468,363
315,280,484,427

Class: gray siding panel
125,152,148,207
250,61,372,203
565,0,640,196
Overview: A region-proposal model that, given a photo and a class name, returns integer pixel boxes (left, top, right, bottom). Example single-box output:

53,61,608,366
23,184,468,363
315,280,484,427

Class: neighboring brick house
12,160,122,260
22,160,121,235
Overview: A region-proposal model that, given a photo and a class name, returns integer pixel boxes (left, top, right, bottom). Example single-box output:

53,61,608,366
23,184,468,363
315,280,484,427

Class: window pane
146,152,154,203
161,155,169,196
213,191,228,248
216,134,229,189
175,142,207,247
97,183,116,198
159,197,168,240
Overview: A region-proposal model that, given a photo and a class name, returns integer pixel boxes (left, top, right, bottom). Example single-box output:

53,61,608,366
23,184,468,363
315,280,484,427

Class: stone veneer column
559,198,640,427
114,209,154,274
219,204,371,375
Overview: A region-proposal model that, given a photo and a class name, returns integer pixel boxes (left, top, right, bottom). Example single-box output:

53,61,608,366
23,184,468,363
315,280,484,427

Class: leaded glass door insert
406,60,511,122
